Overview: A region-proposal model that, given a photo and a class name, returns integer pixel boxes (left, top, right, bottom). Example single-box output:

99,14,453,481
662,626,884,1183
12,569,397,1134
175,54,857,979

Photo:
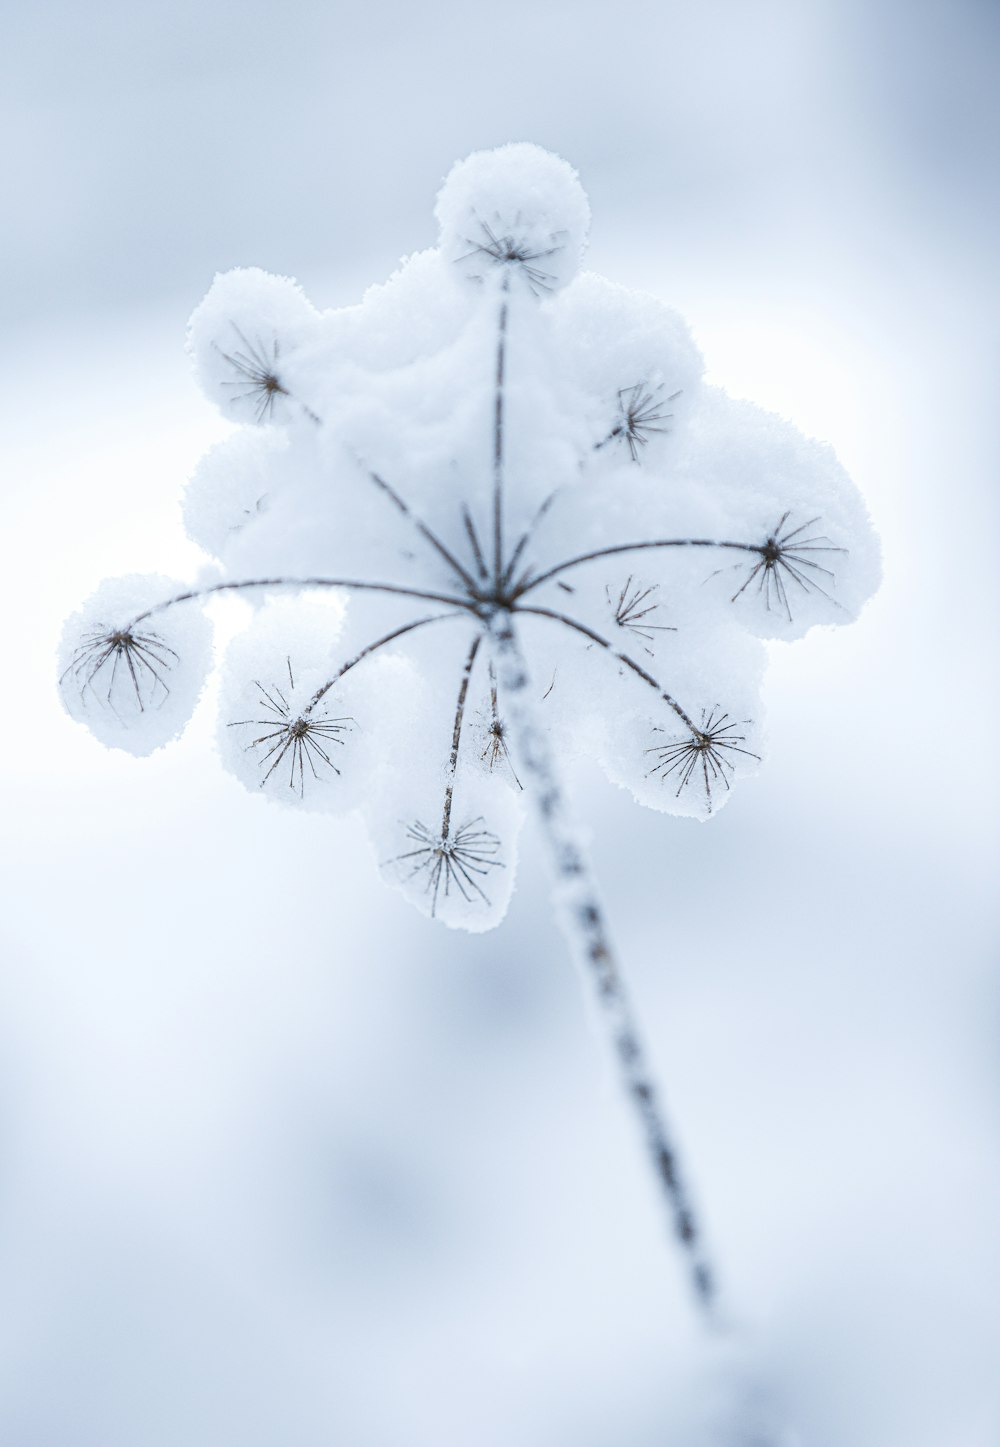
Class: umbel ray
59,142,879,1322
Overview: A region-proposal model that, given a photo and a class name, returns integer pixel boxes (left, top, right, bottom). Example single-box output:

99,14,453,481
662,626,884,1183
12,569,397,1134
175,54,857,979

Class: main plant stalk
489,610,719,1319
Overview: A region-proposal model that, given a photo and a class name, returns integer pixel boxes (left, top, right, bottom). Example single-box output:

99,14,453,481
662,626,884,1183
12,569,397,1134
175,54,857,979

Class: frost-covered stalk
59,142,879,1323
490,609,716,1314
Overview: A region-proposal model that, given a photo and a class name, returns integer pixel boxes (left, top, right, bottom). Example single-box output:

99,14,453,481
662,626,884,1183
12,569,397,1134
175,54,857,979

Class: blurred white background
1,1,998,1443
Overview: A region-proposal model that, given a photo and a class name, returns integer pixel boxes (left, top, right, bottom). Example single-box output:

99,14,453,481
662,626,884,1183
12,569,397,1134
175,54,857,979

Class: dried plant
606,575,676,651
60,625,178,714
596,380,681,461
228,659,353,797
214,324,290,423
646,706,759,813
456,215,563,294
390,818,503,917
58,143,879,1322
480,666,522,788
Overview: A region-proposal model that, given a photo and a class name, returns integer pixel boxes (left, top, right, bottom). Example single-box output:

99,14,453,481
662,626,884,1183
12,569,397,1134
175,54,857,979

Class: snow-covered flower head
59,141,880,933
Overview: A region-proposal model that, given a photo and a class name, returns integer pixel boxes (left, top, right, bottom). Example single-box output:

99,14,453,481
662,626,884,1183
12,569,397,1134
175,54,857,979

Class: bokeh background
2,1,999,1442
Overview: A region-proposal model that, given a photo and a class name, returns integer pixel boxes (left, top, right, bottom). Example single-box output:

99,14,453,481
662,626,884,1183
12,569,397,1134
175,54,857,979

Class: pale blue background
1,2,998,1442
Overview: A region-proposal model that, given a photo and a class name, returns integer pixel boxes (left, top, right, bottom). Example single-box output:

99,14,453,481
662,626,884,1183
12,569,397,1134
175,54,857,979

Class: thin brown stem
128,577,474,629
514,537,760,599
441,634,483,840
305,613,458,715
366,467,479,592
517,605,699,734
463,505,490,582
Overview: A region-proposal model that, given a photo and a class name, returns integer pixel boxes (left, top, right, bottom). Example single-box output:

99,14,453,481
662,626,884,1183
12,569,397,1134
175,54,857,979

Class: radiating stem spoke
517,604,699,734
515,537,759,599
305,613,458,715
127,576,475,629
365,466,480,592
441,634,482,840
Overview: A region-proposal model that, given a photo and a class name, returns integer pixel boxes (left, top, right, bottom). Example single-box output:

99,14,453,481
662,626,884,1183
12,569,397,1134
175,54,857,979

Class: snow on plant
58,142,879,1317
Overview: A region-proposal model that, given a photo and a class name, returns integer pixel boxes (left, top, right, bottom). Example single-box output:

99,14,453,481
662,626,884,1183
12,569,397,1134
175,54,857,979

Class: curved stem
518,605,699,735
501,487,559,592
284,400,477,592
305,613,458,715
441,633,482,840
515,537,761,599
487,611,718,1319
128,577,474,629
366,467,479,592
463,505,489,582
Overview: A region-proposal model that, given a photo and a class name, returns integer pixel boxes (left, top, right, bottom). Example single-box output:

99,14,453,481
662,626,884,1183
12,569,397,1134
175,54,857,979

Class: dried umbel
58,142,879,1317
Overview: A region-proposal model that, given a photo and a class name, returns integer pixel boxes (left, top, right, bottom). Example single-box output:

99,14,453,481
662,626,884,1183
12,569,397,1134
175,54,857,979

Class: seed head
646,707,760,814
214,323,289,424
601,381,679,462
457,217,563,294
607,577,676,651
229,663,353,797
60,625,178,714
731,512,847,623
390,817,503,917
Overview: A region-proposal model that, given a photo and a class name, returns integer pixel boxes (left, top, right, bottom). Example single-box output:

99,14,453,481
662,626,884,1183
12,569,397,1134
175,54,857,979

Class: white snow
58,573,212,756
59,143,880,924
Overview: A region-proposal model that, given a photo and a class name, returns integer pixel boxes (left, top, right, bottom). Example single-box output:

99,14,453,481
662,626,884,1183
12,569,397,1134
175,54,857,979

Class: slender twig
305,613,458,715
128,576,475,629
220,391,480,591
463,505,490,582
441,634,482,840
386,632,499,919
500,488,559,591
514,537,760,599
517,605,699,734
366,467,480,592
